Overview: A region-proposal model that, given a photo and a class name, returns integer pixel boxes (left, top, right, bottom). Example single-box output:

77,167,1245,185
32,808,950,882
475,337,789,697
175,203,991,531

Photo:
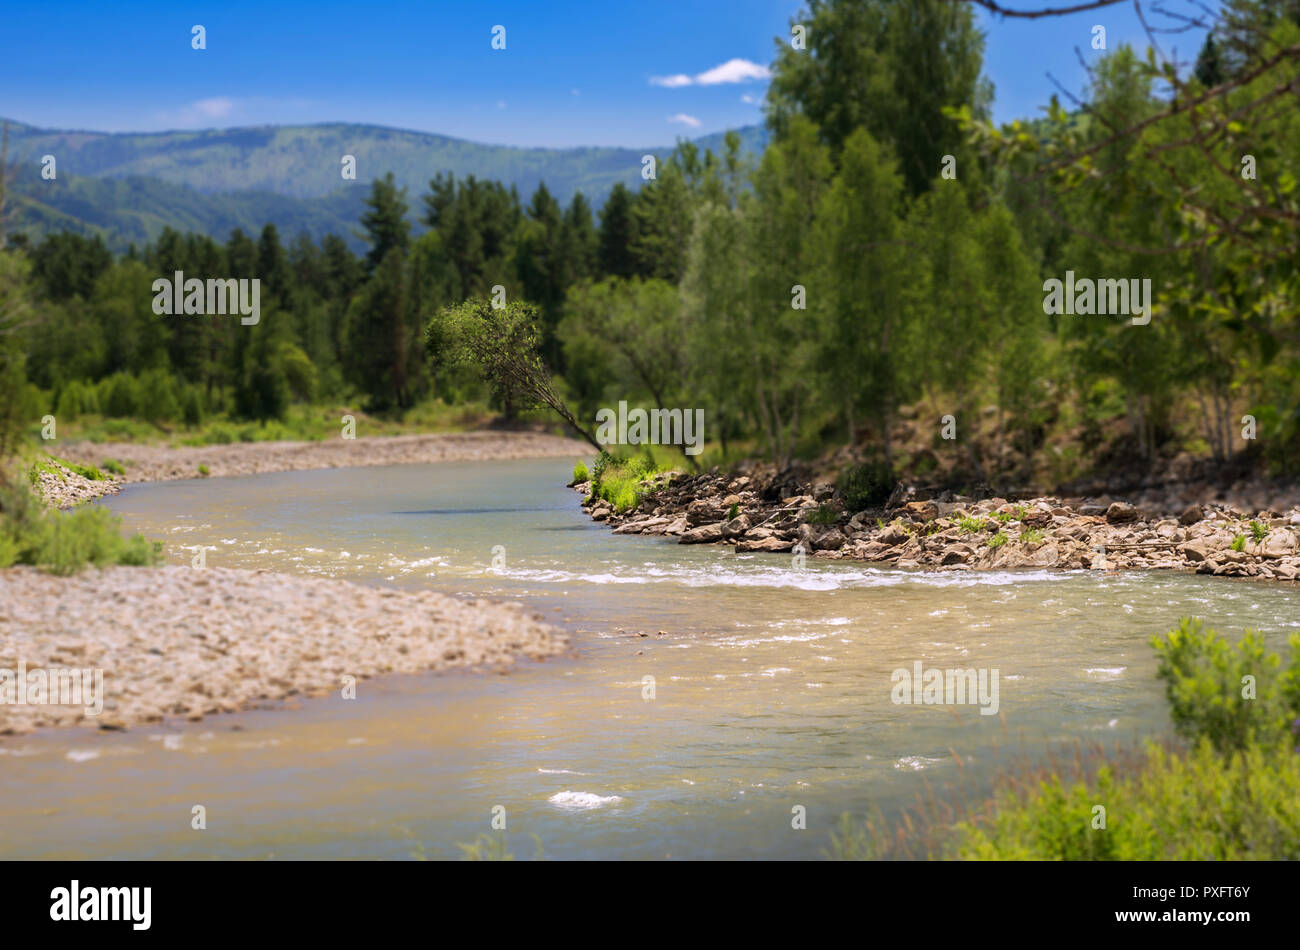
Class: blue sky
0,0,1212,147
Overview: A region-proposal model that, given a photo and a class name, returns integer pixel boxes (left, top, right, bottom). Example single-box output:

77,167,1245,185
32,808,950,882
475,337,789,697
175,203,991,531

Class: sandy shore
0,565,569,736
38,430,588,508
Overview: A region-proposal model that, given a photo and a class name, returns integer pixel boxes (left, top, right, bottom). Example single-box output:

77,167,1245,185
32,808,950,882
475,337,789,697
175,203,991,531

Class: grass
957,515,989,534
571,461,589,485
28,398,504,449
987,531,1008,548
28,455,106,485
197,464,210,477
1020,527,1046,544
0,476,162,574
826,619,1300,860
100,458,126,476
1249,520,1270,543
1230,534,1246,552
586,452,667,514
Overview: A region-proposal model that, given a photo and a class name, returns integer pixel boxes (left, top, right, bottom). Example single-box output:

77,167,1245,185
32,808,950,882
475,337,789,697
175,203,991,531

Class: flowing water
2,457,1297,859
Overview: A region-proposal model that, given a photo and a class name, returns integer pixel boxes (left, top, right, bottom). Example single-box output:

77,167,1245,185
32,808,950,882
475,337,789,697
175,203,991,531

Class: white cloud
668,113,702,128
193,96,234,118
652,58,771,88
696,58,771,85
154,96,237,127
650,73,693,88
740,93,760,105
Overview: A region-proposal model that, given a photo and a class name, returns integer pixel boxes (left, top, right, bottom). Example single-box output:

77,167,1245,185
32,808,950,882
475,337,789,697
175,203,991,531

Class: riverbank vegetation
1,1,1296,497
829,619,1300,859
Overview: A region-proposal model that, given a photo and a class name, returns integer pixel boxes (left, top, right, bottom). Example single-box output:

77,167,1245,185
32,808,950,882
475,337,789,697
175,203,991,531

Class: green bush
101,372,142,418
570,460,589,486
987,531,1008,548
138,368,180,423
957,515,989,533
100,458,125,476
951,738,1300,860
181,386,205,428
589,452,661,514
0,478,162,574
54,379,99,419
838,460,894,512
1151,618,1300,754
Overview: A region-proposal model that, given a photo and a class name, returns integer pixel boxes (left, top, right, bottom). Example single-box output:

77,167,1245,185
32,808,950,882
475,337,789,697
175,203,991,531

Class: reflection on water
1,457,1296,859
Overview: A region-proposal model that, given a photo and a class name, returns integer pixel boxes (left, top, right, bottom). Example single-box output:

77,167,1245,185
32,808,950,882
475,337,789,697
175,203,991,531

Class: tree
597,182,638,278
768,0,988,196
359,173,411,275
814,127,913,467
427,298,601,449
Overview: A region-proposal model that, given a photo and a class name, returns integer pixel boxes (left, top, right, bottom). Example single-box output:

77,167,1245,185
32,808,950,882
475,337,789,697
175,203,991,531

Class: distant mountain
3,120,769,250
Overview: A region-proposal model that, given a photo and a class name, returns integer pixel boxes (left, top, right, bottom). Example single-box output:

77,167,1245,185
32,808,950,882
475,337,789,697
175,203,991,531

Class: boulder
903,501,939,522
679,522,725,544
735,536,795,553
814,528,847,551
1178,504,1203,526
1105,502,1140,524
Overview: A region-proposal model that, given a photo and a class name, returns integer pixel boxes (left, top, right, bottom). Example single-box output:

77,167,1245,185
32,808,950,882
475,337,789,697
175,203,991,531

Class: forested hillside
2,0,1296,492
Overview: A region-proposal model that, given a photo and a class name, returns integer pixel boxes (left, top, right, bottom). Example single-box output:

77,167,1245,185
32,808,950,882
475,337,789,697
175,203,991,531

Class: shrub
957,515,989,534
951,738,1300,860
1230,534,1246,552
1151,617,1300,754
1249,520,1270,543
102,372,142,418
727,502,740,520
138,369,180,423
987,531,1008,548
838,460,894,512
100,458,125,477
54,379,98,419
182,386,204,428
590,452,661,513
197,464,211,477
1020,527,1045,544
0,478,162,574
570,461,589,486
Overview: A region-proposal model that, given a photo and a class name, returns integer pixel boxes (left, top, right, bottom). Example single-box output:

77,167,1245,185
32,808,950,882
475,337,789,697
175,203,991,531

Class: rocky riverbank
36,430,588,508
0,565,569,736
575,468,1300,581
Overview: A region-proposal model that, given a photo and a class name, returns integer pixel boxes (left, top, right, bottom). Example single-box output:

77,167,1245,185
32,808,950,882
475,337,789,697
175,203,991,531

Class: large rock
1178,504,1203,526
814,528,847,551
720,514,752,539
1255,531,1297,559
679,522,725,544
1105,502,1140,524
903,501,939,522
879,523,909,546
735,536,795,553
940,544,973,565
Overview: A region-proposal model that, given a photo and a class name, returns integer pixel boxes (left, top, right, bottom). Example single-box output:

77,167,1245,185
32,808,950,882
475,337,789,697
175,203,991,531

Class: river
1,457,1296,859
